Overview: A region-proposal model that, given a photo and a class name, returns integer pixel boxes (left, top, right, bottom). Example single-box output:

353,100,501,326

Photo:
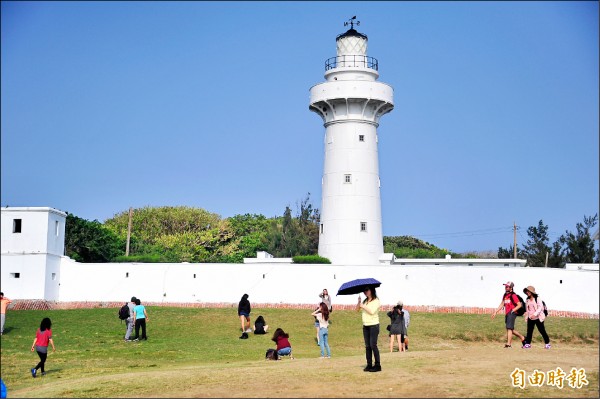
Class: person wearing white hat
491,281,525,348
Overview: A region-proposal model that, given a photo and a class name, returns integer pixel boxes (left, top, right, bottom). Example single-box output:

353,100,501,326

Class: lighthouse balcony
325,55,378,71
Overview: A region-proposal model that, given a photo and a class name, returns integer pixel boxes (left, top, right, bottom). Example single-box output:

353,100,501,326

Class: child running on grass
30,317,56,377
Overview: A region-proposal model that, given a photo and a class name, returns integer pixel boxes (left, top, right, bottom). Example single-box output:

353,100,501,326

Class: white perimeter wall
0,253,61,301
50,258,599,315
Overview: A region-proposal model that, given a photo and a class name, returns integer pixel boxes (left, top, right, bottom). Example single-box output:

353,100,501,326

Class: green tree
104,206,221,244
520,220,564,268
497,245,524,259
227,214,270,258
65,214,124,262
152,219,237,263
264,194,320,257
103,206,223,261
297,194,320,254
559,214,598,264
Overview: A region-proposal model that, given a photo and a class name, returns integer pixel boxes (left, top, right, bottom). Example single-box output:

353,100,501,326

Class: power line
404,226,516,239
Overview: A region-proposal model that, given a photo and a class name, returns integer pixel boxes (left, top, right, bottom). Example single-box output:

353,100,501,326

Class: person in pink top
0,292,12,335
522,286,551,349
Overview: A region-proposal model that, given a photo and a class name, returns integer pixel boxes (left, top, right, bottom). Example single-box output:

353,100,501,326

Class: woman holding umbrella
357,286,381,372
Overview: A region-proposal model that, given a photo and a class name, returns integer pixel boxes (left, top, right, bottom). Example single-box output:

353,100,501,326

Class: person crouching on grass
271,328,294,359
31,317,56,377
491,281,525,348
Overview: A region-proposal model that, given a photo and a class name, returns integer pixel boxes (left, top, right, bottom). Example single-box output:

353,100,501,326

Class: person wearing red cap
491,281,525,348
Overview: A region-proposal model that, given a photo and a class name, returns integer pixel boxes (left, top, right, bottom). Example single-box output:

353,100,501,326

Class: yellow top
361,298,380,326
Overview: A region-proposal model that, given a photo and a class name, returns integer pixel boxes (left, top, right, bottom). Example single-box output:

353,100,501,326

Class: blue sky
2,1,598,253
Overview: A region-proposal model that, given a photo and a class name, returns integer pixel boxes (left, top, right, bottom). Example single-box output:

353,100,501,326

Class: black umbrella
336,278,382,296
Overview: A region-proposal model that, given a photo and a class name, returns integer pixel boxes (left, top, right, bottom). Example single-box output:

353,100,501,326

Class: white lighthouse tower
309,19,394,265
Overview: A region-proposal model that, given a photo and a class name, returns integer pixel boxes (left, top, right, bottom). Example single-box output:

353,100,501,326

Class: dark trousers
362,324,380,366
525,318,550,345
134,318,147,340
35,351,47,372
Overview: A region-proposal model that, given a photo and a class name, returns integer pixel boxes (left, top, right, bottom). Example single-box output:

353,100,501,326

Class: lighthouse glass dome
325,28,378,71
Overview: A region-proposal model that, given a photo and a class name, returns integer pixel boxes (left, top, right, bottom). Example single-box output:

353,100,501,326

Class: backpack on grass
507,293,526,316
265,348,279,360
118,303,130,321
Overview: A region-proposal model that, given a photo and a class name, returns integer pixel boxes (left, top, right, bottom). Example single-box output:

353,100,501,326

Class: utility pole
125,207,133,256
513,221,517,258
545,251,549,267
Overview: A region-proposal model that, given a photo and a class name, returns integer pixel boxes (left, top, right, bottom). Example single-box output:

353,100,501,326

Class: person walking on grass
311,302,331,358
357,286,381,372
124,296,137,342
238,294,252,333
522,286,551,349
0,292,12,335
272,328,294,359
491,281,525,348
132,298,149,341
30,317,55,378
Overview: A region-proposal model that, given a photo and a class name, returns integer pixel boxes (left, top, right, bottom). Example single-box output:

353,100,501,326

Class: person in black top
238,294,252,333
253,315,268,334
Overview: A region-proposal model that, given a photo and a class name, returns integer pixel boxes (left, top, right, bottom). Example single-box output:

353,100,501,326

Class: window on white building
320,223,324,234
360,222,367,232
359,135,364,142
10,273,20,278
13,219,22,233
55,221,59,236
344,174,352,183
52,273,57,280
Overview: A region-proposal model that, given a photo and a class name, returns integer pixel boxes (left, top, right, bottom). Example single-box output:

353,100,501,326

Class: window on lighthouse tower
359,135,365,142
344,174,352,184
360,222,367,232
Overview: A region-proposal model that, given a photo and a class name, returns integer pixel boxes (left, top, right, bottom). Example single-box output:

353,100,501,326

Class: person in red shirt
271,328,294,359
30,317,56,377
491,281,525,348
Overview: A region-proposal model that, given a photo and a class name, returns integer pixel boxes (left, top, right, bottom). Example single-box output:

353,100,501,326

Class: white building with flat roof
1,207,66,301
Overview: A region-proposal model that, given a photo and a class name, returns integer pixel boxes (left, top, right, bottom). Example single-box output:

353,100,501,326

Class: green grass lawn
1,307,598,397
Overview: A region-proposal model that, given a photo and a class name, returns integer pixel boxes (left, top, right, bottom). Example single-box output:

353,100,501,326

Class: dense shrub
292,255,331,264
